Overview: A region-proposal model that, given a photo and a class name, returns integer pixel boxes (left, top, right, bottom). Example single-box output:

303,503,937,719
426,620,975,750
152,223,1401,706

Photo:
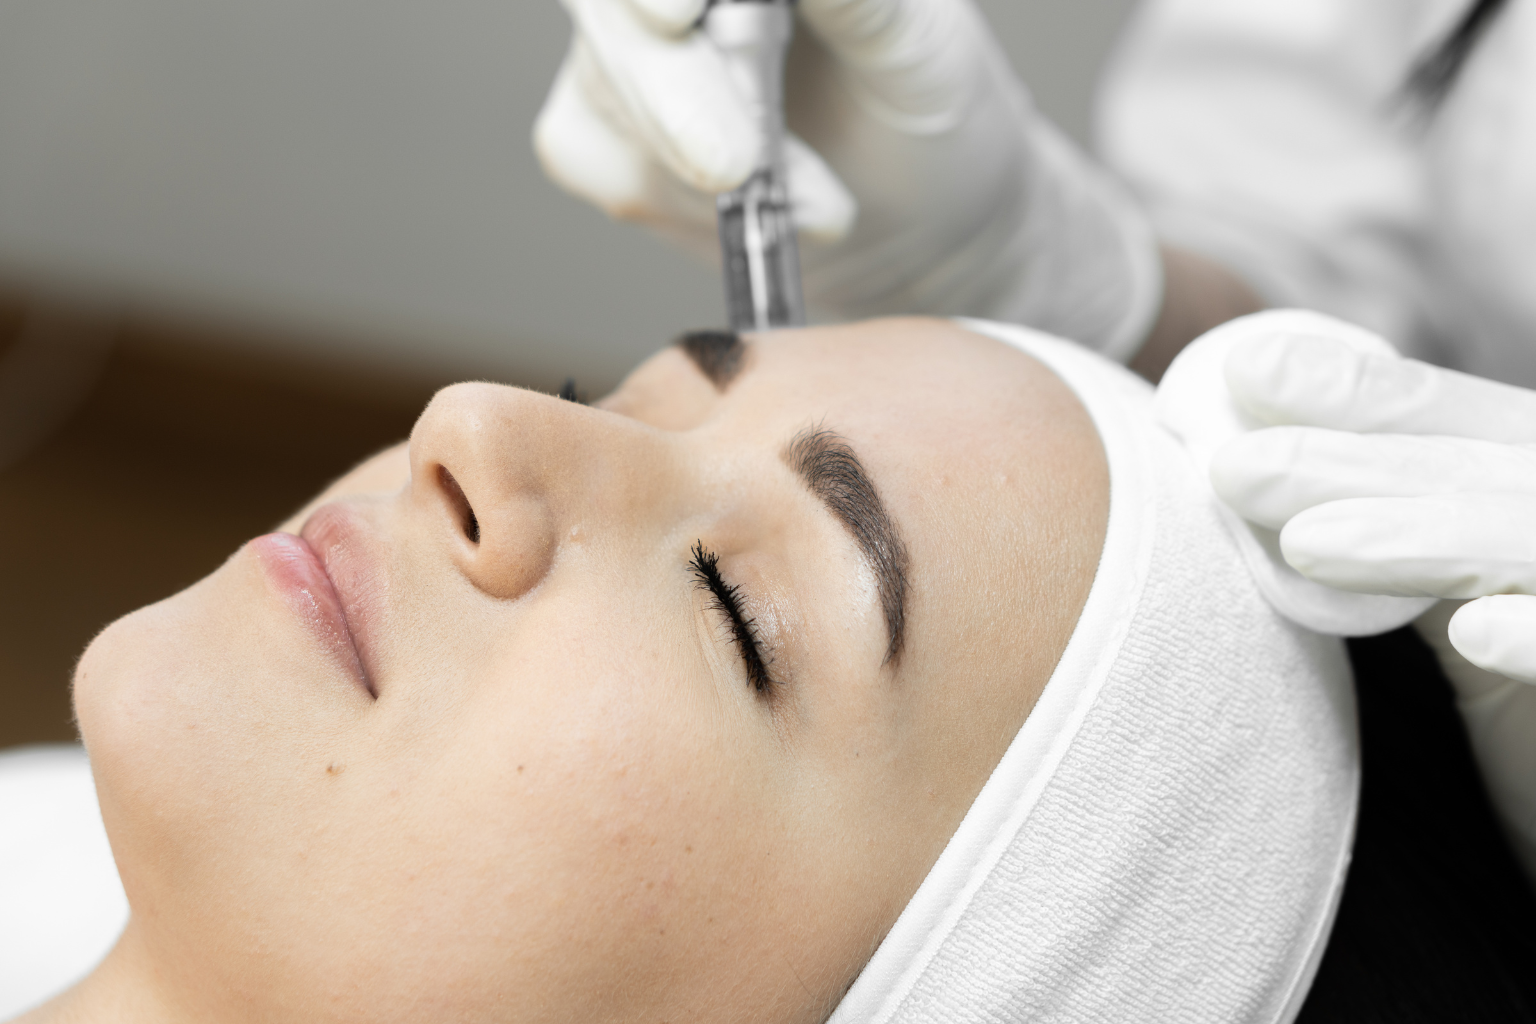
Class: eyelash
688,541,775,694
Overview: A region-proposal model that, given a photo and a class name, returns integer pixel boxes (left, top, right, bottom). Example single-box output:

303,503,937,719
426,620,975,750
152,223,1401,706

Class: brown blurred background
0,293,460,747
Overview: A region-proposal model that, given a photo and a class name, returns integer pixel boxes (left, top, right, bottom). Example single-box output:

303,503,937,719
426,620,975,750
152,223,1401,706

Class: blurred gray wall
0,1,1137,393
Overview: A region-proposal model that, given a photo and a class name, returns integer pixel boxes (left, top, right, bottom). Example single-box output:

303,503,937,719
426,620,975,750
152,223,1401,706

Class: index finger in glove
1281,493,1536,599
562,0,757,192
1225,331,1536,443
1213,427,1536,530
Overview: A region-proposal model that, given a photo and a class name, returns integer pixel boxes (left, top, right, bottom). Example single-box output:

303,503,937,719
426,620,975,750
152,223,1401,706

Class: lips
249,507,379,698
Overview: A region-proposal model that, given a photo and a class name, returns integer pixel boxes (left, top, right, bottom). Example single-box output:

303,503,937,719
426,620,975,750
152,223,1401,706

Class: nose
407,382,659,600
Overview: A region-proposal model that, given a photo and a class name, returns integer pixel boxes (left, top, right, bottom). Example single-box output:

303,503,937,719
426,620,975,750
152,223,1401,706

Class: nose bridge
408,383,676,600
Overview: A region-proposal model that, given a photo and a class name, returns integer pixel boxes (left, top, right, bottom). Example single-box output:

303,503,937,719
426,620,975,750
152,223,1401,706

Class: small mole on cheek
325,763,345,776
517,765,525,773
685,845,693,853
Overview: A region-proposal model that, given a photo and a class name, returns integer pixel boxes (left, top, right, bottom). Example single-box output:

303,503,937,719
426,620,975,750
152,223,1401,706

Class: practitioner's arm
1132,246,1265,383
1099,0,1431,353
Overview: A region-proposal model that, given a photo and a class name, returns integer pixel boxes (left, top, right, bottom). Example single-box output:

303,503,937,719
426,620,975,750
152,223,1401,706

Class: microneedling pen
703,0,805,332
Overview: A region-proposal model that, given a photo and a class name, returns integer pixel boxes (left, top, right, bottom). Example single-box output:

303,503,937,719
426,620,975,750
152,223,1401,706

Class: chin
73,596,177,762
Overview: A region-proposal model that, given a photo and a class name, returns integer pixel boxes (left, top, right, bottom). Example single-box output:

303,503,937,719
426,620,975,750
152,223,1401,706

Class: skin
1132,245,1266,383
35,317,1107,1024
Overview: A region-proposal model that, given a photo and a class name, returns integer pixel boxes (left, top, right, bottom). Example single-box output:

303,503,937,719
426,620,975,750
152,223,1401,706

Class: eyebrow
676,330,746,391
782,427,910,665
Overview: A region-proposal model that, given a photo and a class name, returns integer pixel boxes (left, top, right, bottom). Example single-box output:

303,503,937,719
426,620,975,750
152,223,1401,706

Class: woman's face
74,318,1107,1024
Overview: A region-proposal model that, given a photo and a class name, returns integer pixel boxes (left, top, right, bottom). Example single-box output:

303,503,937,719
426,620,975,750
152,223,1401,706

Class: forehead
613,317,1095,509
750,318,1019,390
739,319,1084,472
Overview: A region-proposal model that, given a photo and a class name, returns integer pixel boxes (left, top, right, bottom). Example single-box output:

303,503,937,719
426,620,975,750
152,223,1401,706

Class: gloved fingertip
798,207,856,245
785,137,857,242
1276,509,1326,577
532,74,652,218
1277,502,1389,593
1448,596,1536,685
629,0,708,35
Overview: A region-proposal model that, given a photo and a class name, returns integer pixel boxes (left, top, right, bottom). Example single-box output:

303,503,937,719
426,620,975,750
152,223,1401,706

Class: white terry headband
829,320,1357,1024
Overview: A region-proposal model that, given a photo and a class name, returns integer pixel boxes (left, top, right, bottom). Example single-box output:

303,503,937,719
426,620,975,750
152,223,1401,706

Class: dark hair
1294,627,1536,1023
1406,0,1511,108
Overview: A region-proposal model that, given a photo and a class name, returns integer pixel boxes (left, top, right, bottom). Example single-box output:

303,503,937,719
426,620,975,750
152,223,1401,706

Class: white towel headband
829,320,1357,1024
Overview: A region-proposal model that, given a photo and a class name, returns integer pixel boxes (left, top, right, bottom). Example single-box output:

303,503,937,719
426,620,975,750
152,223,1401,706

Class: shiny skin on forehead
677,320,1067,437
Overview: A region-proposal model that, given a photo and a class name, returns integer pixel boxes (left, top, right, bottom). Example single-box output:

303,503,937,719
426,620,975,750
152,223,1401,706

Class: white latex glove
533,0,1161,358
1209,327,1536,875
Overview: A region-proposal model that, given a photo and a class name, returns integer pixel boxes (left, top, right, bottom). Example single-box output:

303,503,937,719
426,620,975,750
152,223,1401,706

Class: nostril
438,465,480,544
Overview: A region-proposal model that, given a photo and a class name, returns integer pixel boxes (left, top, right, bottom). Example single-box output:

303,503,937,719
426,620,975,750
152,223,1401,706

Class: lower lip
247,532,373,697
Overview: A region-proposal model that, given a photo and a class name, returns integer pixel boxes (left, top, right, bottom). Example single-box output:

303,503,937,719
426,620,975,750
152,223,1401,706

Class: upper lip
301,502,385,697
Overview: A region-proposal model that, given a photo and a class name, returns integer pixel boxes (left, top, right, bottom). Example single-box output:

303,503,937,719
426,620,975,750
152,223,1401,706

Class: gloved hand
533,0,1161,357
1209,327,1536,875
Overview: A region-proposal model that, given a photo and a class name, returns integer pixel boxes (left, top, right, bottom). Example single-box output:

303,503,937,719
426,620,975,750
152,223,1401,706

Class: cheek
336,633,796,1012
464,625,769,911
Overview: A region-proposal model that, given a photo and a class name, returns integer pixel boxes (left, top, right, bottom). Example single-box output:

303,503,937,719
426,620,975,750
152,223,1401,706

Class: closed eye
688,541,776,694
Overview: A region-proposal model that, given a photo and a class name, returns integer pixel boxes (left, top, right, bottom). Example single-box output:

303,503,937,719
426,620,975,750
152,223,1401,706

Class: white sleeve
1097,0,1462,350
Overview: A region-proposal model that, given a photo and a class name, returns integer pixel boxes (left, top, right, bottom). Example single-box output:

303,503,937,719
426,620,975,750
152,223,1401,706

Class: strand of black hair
1406,0,1510,110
